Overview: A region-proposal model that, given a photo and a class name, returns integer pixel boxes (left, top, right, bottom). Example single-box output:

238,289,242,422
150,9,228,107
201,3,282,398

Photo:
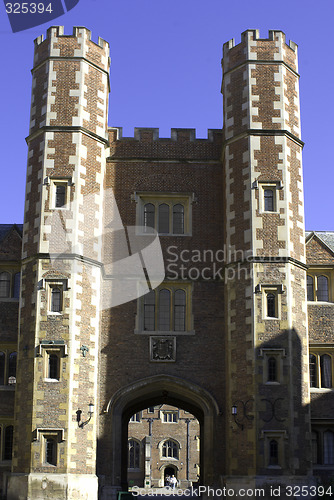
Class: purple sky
0,0,333,230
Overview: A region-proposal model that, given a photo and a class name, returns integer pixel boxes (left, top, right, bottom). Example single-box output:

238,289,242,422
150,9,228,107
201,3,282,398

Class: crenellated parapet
107,127,223,161
223,29,298,73
222,29,300,142
33,26,109,70
29,26,110,138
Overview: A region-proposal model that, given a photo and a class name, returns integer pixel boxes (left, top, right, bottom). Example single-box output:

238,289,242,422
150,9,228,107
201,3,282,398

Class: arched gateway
104,375,219,495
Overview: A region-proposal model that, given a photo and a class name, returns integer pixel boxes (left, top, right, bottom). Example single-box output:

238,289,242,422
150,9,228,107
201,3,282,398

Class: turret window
51,287,62,313
264,189,274,212
266,293,276,318
55,185,66,208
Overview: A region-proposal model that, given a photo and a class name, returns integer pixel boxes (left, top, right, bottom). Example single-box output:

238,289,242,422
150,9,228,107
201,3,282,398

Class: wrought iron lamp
231,399,254,430
77,403,94,428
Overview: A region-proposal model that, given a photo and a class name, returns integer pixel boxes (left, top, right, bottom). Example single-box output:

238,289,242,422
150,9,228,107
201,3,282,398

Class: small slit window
269,439,279,466
55,185,66,208
268,357,277,382
267,293,276,318
264,189,275,212
51,287,62,313
45,437,57,466
48,354,60,380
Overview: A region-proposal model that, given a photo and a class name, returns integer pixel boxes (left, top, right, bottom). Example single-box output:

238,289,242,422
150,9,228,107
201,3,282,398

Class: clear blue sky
0,0,333,230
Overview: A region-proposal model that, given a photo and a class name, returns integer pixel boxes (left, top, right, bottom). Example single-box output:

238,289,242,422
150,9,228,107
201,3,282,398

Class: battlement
33,26,110,72
223,29,298,74
108,127,223,143
34,26,109,49
224,29,297,53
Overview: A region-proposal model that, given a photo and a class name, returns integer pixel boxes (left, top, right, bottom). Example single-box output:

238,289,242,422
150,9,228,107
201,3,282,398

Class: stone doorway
105,374,219,495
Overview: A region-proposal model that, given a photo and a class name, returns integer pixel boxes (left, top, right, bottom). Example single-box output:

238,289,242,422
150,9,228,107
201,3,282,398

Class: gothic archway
106,374,219,492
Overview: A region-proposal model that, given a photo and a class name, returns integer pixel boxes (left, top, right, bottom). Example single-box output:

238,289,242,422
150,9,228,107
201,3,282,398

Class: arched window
269,439,278,466
3,425,13,460
264,189,274,212
162,440,178,459
307,276,314,301
48,354,59,380
144,290,155,331
13,272,20,299
55,184,66,208
267,293,276,318
128,439,140,469
158,289,171,330
0,272,10,298
8,352,17,379
173,204,184,234
268,357,277,382
51,288,62,313
309,354,317,388
324,431,334,465
321,354,332,388
158,204,170,234
174,289,186,331
317,276,329,302
144,203,155,233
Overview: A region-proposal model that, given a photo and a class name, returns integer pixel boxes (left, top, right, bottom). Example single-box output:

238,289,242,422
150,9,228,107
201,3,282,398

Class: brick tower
222,30,312,488
8,27,110,499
